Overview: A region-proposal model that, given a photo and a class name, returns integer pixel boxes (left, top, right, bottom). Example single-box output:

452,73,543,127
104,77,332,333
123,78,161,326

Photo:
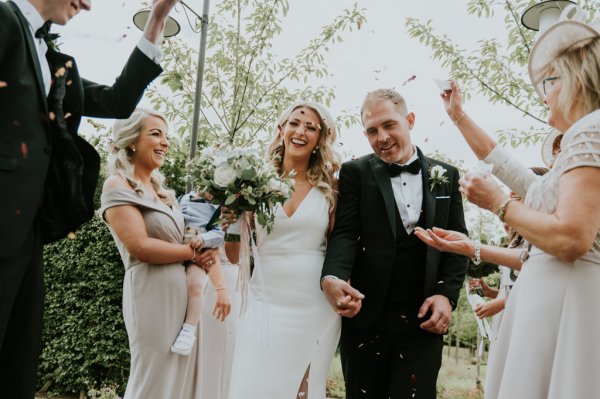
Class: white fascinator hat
528,3,600,101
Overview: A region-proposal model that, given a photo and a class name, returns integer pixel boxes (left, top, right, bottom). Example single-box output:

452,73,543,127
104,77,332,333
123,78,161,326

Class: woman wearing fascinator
427,4,600,399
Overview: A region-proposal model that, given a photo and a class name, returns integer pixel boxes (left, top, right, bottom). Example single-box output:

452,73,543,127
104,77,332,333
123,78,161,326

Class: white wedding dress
483,110,600,399
228,187,341,399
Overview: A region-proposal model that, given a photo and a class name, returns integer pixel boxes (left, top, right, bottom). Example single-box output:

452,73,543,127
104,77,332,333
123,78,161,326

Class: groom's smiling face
362,100,415,164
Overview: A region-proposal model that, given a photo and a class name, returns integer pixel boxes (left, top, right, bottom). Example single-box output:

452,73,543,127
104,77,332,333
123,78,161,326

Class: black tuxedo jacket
0,1,162,257
322,148,468,329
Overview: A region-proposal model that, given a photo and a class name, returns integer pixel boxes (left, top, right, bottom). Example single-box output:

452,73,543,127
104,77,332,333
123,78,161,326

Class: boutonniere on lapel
35,22,60,51
428,165,449,191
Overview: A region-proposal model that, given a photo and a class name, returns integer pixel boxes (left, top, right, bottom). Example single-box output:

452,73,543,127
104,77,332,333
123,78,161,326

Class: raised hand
144,0,179,44
440,80,465,122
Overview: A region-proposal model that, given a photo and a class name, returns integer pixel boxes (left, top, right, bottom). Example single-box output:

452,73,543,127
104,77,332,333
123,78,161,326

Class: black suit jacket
0,1,162,257
322,148,468,329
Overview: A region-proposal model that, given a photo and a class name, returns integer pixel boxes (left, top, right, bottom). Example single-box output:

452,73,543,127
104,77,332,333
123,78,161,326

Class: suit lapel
418,148,436,229
369,156,397,239
9,1,48,113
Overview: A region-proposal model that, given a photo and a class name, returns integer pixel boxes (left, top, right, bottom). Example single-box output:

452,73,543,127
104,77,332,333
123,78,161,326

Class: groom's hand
418,294,452,334
321,277,365,318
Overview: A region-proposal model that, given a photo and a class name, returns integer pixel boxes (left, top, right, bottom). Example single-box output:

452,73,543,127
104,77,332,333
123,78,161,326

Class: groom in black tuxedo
0,0,177,396
322,89,467,398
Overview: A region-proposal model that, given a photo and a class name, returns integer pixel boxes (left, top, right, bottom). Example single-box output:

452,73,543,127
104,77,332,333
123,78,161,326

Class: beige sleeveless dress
100,188,200,399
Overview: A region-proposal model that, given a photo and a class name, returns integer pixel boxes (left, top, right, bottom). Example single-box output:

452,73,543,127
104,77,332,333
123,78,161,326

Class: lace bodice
485,109,600,259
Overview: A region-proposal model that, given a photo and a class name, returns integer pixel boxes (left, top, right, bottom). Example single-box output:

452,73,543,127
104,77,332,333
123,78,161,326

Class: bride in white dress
227,101,342,399
436,8,600,398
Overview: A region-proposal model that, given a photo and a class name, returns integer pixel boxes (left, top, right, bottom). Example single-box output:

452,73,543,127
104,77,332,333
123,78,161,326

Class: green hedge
38,217,129,395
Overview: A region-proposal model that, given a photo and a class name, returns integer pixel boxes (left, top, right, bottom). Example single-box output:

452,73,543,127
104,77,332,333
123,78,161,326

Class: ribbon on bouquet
237,212,270,345
465,281,493,357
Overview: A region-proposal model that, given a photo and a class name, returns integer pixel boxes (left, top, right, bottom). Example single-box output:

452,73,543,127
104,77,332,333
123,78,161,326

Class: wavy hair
107,108,176,206
266,101,341,212
547,36,600,123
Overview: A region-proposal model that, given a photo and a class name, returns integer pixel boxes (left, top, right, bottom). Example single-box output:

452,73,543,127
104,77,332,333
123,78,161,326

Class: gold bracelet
190,247,197,263
215,287,228,291
496,197,517,222
453,112,466,126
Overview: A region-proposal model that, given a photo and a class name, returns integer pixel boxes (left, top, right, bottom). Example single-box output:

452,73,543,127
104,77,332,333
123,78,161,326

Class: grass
326,346,486,399
37,347,485,398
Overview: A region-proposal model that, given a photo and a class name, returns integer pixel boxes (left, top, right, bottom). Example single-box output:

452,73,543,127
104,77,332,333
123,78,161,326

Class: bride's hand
414,226,474,257
440,80,465,123
220,206,237,232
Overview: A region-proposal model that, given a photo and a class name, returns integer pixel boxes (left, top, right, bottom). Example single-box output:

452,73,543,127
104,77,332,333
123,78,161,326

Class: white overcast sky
54,0,548,170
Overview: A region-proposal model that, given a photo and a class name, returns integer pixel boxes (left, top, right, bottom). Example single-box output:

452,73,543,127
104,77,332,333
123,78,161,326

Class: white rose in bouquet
214,164,237,187
267,178,290,196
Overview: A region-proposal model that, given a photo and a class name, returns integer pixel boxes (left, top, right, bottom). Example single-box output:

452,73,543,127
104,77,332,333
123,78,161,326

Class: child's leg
184,264,208,325
171,265,208,355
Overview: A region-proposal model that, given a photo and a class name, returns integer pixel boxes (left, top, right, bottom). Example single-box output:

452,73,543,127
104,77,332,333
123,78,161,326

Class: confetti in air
401,75,417,86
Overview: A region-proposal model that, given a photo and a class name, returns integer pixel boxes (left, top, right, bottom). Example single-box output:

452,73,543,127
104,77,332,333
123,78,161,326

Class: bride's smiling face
278,106,321,162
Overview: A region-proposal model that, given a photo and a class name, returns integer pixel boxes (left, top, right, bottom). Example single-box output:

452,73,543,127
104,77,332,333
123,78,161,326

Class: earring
312,146,319,154
131,146,136,152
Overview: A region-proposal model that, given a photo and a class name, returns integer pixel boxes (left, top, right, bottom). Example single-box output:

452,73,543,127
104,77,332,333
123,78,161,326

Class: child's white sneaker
171,324,196,356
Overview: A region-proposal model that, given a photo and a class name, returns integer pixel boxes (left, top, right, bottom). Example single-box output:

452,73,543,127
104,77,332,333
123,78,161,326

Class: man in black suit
322,89,468,398
0,0,177,396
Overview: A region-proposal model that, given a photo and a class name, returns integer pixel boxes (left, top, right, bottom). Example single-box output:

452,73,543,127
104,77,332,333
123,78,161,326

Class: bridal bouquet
187,145,294,233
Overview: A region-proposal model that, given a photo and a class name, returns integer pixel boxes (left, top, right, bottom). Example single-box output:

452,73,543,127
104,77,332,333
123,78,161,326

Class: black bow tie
35,21,59,43
387,159,421,177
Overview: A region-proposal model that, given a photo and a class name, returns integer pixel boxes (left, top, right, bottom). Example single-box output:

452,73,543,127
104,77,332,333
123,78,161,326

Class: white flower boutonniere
429,165,449,191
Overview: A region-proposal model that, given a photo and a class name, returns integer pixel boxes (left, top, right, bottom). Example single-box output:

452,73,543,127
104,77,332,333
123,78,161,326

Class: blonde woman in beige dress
99,108,219,399
437,7,600,398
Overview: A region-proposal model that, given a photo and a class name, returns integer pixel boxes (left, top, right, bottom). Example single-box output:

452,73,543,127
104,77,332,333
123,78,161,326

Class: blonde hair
360,88,409,122
266,101,341,212
107,108,176,206
547,36,600,123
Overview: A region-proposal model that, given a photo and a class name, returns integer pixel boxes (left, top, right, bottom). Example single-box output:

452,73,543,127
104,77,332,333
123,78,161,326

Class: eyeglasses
542,76,561,96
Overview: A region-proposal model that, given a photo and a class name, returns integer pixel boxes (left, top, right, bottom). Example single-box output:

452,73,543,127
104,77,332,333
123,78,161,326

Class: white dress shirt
13,0,163,97
390,148,423,235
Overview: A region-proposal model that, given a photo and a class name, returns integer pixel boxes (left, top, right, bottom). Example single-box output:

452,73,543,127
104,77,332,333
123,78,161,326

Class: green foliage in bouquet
188,145,294,232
